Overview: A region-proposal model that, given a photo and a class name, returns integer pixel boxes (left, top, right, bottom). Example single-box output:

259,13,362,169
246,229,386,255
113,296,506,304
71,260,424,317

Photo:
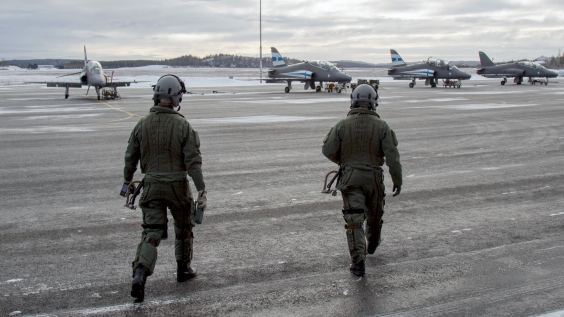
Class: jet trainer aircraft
267,47,352,93
476,51,557,85
387,49,471,88
44,46,134,100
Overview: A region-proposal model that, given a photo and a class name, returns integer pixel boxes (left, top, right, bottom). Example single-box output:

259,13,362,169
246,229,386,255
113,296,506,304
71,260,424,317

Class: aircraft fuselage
268,60,352,92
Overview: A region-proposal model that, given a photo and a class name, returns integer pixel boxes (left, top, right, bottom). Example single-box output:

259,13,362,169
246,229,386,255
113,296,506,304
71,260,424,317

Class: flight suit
124,105,205,276
322,108,402,264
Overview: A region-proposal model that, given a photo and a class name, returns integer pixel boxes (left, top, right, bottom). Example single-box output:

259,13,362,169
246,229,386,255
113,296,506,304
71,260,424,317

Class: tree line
99,54,302,69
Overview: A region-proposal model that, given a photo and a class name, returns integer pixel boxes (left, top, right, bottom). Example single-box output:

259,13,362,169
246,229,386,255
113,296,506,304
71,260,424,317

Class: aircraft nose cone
340,73,352,82
456,70,471,79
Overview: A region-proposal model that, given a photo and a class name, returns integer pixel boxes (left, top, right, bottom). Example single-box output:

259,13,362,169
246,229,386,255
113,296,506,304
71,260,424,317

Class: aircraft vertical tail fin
84,45,88,66
479,51,495,67
390,49,406,66
271,47,287,67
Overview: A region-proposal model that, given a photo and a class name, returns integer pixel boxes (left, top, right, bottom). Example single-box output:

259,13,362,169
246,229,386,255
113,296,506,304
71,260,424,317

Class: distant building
38,65,55,69
64,62,84,69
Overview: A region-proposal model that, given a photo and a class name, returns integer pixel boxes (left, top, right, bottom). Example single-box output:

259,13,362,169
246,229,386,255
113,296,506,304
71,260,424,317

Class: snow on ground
0,66,493,87
536,309,564,317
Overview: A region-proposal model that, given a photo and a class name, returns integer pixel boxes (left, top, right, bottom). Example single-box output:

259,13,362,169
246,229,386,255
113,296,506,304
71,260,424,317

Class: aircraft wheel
500,81,505,85
431,84,436,88
65,94,69,99
315,86,321,92
457,84,461,89
408,83,414,88
337,88,342,93
97,96,101,100
284,87,290,93
545,82,548,86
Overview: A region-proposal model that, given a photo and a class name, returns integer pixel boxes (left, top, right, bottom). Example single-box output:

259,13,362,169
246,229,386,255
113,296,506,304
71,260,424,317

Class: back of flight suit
322,108,402,265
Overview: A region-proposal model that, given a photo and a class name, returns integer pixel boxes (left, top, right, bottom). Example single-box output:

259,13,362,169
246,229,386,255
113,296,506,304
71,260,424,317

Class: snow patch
191,115,335,124
0,126,94,134
240,97,349,104
1,279,23,285
23,113,103,120
535,309,564,317
411,103,537,110
404,97,468,103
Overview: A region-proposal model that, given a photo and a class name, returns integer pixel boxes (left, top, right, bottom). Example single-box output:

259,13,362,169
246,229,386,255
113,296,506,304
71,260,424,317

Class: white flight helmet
153,74,187,109
350,84,378,110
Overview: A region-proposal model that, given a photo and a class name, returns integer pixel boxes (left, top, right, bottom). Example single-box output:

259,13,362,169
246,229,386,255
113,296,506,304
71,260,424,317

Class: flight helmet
350,84,378,110
153,74,187,108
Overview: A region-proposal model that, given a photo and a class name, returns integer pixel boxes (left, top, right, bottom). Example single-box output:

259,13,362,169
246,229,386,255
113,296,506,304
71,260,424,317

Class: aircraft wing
25,80,83,88
479,68,524,77
105,79,147,87
105,81,132,87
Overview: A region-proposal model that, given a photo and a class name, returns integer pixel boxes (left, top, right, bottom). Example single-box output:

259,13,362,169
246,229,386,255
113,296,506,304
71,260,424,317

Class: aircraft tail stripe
390,49,407,66
271,47,287,67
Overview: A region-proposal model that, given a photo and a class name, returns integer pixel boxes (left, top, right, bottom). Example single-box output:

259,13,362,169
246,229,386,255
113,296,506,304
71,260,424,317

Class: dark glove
392,184,401,197
197,190,207,211
119,181,135,197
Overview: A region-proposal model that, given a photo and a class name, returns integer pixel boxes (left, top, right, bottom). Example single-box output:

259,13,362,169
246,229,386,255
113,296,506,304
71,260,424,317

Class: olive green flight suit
124,105,205,276
322,108,402,264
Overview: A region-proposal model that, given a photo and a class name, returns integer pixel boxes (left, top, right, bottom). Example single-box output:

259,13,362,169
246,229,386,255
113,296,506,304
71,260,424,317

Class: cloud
0,0,563,62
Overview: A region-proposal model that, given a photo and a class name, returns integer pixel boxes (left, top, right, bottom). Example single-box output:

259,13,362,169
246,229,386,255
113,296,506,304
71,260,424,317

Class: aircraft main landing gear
409,78,416,88
285,80,292,93
64,85,70,99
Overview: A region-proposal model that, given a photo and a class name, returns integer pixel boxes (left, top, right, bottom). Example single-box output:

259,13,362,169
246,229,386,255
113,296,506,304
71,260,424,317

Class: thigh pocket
337,168,354,190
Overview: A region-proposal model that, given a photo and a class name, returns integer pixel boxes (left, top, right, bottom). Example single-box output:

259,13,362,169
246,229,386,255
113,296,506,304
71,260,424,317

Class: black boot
131,265,147,302
350,260,365,277
177,261,197,282
367,219,383,254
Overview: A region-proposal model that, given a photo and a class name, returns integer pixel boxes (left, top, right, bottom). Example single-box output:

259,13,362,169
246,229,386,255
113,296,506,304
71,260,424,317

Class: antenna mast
259,0,262,83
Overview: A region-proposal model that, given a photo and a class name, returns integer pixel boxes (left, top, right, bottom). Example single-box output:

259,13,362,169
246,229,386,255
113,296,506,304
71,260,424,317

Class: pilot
122,74,207,301
322,84,402,277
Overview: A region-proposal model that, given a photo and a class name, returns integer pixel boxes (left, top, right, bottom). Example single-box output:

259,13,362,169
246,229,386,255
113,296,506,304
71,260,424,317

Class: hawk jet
44,46,134,100
476,51,557,85
267,47,352,93
387,49,471,88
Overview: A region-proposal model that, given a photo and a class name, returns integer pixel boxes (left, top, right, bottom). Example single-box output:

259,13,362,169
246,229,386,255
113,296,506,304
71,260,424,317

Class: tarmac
0,78,563,316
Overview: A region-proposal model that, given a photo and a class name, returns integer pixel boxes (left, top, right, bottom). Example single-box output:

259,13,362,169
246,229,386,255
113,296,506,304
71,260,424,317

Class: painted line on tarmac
95,100,140,123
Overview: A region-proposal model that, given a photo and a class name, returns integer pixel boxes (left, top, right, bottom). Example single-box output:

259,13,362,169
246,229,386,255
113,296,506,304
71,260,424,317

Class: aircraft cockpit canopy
310,60,340,71
89,61,103,74
517,61,546,69
427,57,449,68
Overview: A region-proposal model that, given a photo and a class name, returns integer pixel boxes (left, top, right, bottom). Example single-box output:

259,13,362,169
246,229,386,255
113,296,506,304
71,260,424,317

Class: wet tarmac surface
1,79,563,316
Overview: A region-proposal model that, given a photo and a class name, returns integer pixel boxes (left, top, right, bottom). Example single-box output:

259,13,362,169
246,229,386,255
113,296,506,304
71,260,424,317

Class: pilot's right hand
392,184,401,197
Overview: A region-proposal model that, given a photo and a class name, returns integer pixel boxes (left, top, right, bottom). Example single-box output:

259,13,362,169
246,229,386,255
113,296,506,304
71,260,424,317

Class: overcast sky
1,0,563,63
